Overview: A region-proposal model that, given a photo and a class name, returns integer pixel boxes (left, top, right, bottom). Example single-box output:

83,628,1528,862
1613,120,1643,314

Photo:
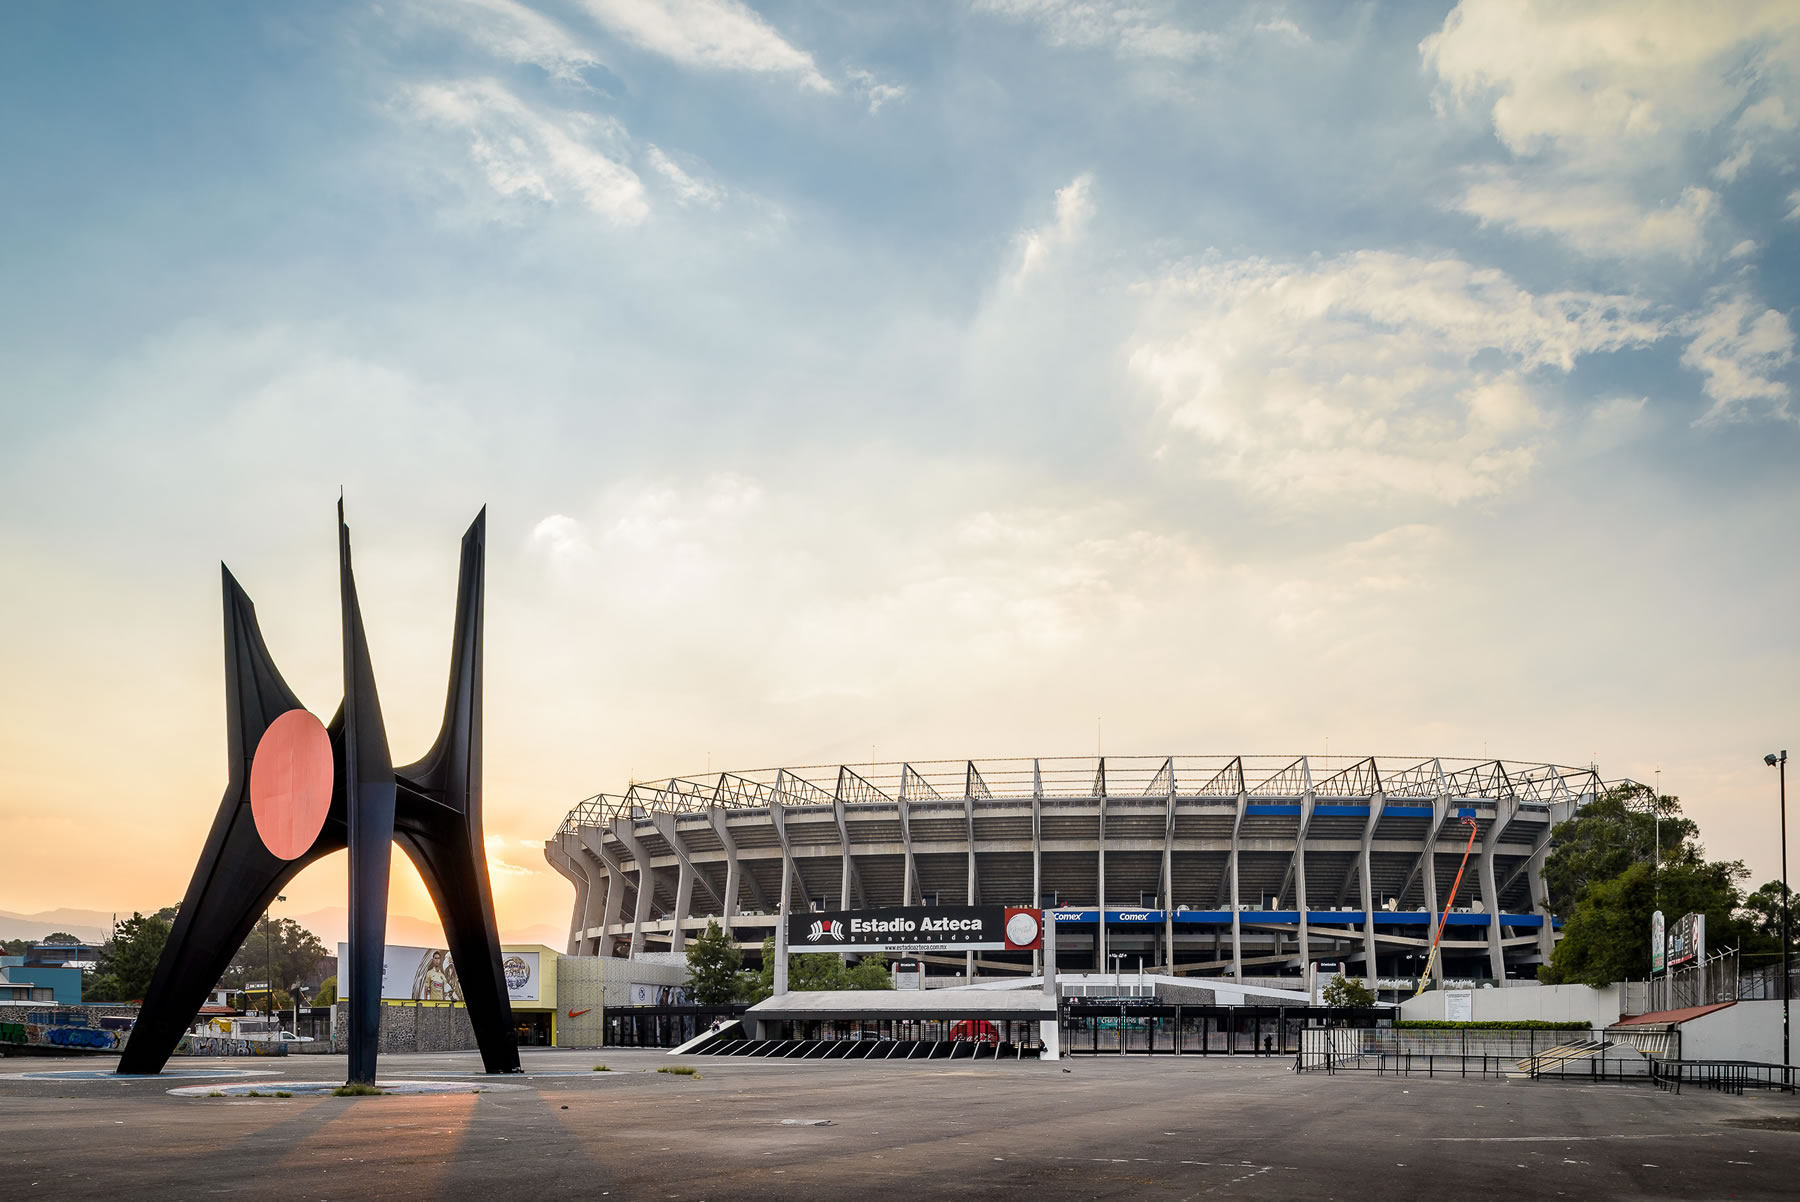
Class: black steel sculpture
118,505,520,1080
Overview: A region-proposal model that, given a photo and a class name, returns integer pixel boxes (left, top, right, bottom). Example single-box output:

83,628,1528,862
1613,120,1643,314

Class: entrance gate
1061,1001,1379,1056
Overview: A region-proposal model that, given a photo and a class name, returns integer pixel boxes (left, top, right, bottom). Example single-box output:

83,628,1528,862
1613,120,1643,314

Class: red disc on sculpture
249,709,334,860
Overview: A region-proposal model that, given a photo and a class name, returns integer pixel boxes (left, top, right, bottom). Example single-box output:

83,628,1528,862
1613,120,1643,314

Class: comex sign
788,906,1043,953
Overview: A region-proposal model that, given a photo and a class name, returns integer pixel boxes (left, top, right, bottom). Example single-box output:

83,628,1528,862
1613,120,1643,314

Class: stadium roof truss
554,755,1616,836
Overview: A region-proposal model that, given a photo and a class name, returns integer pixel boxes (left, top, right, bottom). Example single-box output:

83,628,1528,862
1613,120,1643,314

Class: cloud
1457,173,1718,260
1683,288,1796,422
406,78,648,223
408,0,603,81
848,68,907,114
976,0,1223,61
1012,173,1094,284
645,144,723,207
1126,252,1666,505
574,0,832,91
1422,0,1800,259
1787,188,1800,221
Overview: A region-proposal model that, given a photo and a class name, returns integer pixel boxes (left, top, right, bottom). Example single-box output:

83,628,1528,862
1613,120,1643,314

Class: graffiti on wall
176,1034,289,1057
0,1010,135,1051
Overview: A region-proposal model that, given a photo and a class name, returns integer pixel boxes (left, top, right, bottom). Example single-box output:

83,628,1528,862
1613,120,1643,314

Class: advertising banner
1651,910,1666,973
787,906,1042,953
1666,912,1705,968
338,943,540,1003
628,983,688,1006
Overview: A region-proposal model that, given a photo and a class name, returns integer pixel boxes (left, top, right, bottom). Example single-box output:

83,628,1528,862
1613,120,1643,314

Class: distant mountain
287,907,565,951
0,908,113,944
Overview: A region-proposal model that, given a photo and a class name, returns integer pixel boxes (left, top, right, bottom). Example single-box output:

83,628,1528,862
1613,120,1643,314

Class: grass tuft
275,1091,293,1098
658,1065,698,1077
206,1090,225,1098
332,1082,385,1097
592,1064,610,1072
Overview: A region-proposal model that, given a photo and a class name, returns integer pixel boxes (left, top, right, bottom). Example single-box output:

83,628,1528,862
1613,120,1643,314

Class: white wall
1680,1001,1791,1065
1401,983,1621,1027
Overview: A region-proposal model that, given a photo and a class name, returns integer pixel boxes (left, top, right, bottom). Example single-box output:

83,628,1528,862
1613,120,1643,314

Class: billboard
628,983,688,1006
1666,912,1705,969
786,906,1042,953
1650,910,1665,973
338,944,540,1003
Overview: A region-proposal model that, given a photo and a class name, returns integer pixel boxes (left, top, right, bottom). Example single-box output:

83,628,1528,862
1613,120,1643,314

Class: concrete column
1359,792,1384,988
774,869,790,996
722,840,741,924
566,867,589,958
1230,791,1246,982
1527,832,1557,964
1294,788,1314,975
671,860,695,953
1039,913,1059,1061
590,863,619,957
1031,762,1043,976
545,838,589,956
898,768,919,907
1163,780,1177,973
1097,790,1108,974
1421,796,1445,987
578,830,630,956
612,822,655,957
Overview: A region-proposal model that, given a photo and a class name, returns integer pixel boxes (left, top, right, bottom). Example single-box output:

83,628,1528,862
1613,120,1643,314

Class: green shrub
592,1064,610,1072
331,1083,386,1096
275,1091,293,1098
658,1065,698,1077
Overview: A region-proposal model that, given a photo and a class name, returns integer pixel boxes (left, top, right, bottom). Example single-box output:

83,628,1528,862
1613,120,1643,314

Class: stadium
544,754,1625,988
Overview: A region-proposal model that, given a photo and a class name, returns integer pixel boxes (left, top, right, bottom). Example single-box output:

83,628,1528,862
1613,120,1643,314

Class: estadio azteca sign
788,906,1042,953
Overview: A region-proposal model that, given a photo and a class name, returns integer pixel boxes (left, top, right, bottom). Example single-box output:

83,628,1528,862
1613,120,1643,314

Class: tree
1322,974,1375,1007
751,937,893,1001
685,921,747,1004
1541,784,1698,916
313,976,338,1007
40,931,82,946
222,916,330,994
845,955,894,990
1542,857,1764,985
85,911,173,1002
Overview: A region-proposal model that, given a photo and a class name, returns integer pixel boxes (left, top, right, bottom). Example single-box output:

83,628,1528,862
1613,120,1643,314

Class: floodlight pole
1777,751,1790,1071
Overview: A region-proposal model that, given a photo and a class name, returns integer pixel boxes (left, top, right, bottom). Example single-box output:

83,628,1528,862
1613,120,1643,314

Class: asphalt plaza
0,1048,1796,1199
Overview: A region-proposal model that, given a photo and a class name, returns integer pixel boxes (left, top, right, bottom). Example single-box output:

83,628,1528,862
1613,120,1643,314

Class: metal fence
1653,1059,1797,1096
1296,1025,1671,1083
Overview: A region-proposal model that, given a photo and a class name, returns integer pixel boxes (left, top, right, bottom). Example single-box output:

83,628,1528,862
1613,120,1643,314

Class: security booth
1061,999,1386,1055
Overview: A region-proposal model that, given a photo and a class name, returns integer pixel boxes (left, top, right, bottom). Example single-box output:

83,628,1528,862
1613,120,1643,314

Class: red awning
1613,1002,1735,1027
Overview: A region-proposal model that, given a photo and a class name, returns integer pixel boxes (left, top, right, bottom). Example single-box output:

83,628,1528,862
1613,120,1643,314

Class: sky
2,0,1797,947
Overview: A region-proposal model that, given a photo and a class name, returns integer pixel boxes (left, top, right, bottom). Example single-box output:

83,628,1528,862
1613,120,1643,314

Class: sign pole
1040,911,1059,1061
774,869,790,997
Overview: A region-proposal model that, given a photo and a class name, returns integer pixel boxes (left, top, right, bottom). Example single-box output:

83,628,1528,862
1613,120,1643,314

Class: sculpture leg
400,830,522,1073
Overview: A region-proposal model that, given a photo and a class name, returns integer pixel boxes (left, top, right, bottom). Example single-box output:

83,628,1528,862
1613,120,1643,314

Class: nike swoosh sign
567,1008,591,1018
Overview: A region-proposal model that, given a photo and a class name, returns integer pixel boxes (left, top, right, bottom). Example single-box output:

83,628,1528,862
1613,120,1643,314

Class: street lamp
265,894,286,1031
1765,751,1789,1071
1109,952,1126,994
